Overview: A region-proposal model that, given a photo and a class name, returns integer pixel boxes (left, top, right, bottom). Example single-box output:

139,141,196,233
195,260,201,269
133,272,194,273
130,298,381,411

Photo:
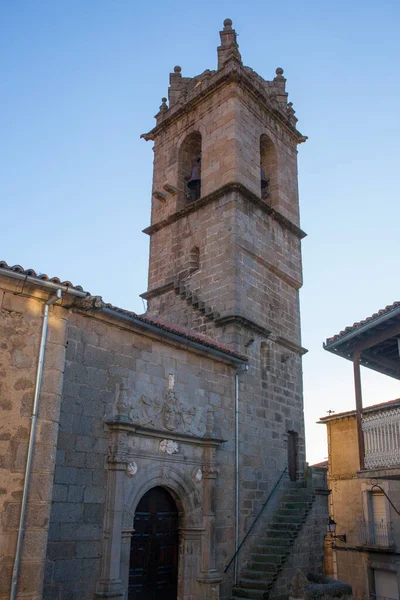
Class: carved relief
130,388,213,437
159,439,179,454
192,467,203,483
126,462,138,477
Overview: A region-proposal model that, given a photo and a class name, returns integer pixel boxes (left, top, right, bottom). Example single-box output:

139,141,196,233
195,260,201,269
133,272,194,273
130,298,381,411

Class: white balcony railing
356,519,396,548
362,408,400,469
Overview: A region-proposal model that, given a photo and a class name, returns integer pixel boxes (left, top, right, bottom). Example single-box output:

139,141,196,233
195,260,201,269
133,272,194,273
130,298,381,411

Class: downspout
10,289,62,600
234,364,248,585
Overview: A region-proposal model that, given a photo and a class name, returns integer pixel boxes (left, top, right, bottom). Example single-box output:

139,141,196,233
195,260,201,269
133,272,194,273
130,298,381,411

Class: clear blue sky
2,0,400,463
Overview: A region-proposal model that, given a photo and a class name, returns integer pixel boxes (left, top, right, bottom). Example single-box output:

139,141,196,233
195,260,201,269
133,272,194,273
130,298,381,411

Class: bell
260,168,269,190
187,158,201,191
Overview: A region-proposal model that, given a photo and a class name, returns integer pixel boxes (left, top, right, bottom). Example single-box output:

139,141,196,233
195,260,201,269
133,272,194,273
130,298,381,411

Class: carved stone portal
129,388,213,437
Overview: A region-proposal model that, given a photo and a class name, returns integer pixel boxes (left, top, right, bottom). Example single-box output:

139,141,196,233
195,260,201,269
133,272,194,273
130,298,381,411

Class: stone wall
42,308,239,600
0,282,68,600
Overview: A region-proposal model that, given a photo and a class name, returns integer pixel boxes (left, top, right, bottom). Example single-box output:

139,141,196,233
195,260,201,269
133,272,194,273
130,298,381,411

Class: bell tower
141,16,308,518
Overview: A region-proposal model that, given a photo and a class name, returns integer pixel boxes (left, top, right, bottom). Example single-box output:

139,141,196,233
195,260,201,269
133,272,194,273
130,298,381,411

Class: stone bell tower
141,17,308,518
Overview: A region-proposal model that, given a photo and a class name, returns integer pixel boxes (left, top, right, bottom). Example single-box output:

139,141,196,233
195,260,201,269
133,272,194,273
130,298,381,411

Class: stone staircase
174,279,220,321
232,484,316,600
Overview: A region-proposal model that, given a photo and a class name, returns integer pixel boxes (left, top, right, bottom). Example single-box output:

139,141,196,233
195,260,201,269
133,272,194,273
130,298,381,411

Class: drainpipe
10,289,62,600
234,364,248,585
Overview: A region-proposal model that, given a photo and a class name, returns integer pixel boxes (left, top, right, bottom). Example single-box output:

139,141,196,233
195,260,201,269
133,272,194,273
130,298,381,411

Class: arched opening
128,486,179,600
260,134,278,203
178,132,202,207
188,246,200,274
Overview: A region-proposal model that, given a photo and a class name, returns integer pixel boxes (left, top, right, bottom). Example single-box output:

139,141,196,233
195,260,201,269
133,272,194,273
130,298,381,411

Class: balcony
361,408,400,476
356,519,397,549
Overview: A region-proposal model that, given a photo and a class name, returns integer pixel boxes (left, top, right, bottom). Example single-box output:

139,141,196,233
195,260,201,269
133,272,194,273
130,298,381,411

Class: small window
188,246,200,273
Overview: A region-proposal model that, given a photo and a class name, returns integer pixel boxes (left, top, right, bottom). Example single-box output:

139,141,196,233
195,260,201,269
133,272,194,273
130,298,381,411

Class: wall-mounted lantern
328,517,347,543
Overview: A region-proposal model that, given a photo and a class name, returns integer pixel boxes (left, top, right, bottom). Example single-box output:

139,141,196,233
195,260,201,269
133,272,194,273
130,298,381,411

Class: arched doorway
128,486,179,600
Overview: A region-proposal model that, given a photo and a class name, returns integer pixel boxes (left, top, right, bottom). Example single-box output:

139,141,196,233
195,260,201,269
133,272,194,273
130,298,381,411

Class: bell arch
178,131,202,208
260,133,278,205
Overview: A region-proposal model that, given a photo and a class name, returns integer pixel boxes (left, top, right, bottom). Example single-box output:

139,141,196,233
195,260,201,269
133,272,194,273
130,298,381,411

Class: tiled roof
0,260,246,362
0,261,89,294
319,397,400,423
325,301,400,346
103,304,247,362
311,460,328,469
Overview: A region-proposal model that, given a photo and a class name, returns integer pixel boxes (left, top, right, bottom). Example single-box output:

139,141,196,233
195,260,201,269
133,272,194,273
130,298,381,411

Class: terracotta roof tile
103,304,247,361
319,397,400,422
311,460,328,469
0,260,246,362
325,301,400,346
0,261,88,293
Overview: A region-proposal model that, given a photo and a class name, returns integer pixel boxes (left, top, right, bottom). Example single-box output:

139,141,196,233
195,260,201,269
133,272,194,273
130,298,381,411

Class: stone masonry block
50,502,83,523
58,523,103,541
75,540,103,558
83,486,106,504
67,485,84,503
83,503,103,523
53,559,82,582
47,541,76,561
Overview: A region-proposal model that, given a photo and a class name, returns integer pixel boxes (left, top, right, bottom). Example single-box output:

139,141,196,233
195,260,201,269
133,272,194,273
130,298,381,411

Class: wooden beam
361,350,400,378
353,352,365,471
353,321,400,353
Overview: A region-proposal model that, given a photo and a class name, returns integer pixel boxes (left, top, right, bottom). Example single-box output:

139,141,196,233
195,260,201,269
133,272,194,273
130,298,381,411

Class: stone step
249,553,284,564
232,586,265,599
272,516,305,526
254,539,292,553
265,529,296,539
238,578,268,591
277,507,310,516
269,522,300,531
246,562,278,574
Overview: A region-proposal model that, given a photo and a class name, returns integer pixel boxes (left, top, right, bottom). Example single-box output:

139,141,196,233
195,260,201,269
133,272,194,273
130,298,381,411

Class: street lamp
328,517,347,543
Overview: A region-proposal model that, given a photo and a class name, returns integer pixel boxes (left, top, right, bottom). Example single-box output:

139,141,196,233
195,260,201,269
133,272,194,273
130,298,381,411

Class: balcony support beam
353,351,365,470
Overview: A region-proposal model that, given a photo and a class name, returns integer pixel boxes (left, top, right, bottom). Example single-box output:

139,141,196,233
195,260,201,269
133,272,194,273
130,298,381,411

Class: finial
223,18,233,29
174,65,182,73
276,67,284,76
159,97,168,113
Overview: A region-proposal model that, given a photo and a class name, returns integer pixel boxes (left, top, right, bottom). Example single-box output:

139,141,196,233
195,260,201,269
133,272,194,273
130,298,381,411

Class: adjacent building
322,302,400,600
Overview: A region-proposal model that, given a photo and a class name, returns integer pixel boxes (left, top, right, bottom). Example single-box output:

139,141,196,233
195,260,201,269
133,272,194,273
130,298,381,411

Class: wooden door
128,487,179,600
288,431,298,482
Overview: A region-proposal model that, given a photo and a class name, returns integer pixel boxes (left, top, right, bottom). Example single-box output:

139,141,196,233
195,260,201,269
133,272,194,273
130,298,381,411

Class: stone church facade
0,19,328,600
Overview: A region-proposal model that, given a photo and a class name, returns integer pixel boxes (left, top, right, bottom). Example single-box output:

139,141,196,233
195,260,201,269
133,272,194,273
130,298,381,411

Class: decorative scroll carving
126,462,138,477
159,439,179,454
129,388,213,437
192,467,203,483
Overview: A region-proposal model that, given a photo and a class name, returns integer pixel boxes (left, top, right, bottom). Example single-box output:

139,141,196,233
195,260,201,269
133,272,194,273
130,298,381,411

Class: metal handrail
224,467,288,573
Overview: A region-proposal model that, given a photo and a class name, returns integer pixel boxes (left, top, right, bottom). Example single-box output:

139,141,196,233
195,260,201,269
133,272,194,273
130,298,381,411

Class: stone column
96,423,129,598
197,445,221,600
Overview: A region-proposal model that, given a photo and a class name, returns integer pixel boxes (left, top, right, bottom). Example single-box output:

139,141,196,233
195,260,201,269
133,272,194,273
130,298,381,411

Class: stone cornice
214,315,271,338
106,420,225,447
143,182,307,240
215,314,307,355
140,281,174,300
275,336,308,356
141,61,306,145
